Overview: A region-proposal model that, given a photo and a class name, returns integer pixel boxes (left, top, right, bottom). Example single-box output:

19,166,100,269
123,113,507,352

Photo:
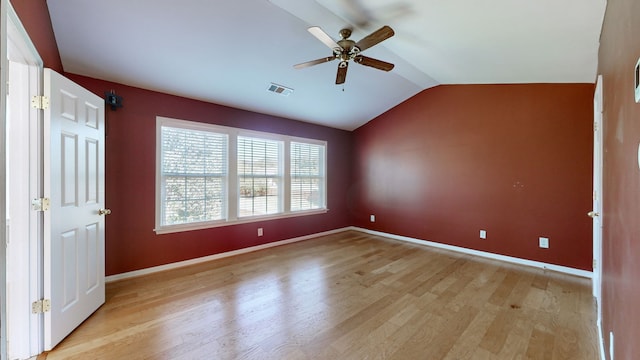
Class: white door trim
0,0,8,357
592,74,605,360
4,3,44,359
592,75,603,303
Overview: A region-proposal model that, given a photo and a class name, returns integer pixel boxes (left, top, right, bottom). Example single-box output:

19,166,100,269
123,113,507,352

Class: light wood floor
40,231,598,359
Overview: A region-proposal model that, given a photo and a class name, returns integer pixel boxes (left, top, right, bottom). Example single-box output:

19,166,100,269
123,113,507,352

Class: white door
43,68,106,350
591,75,603,305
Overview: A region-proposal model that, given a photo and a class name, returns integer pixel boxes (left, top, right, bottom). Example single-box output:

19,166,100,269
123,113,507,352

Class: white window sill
154,208,329,235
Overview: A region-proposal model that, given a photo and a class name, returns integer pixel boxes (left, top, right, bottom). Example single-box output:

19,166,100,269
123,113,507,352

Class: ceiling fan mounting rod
339,28,352,39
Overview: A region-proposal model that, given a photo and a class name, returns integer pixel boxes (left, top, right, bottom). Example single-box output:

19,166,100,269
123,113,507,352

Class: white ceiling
46,0,606,131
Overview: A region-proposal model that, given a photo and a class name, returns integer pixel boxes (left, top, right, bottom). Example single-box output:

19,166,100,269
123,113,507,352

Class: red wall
598,0,640,357
352,84,594,270
10,0,63,72
65,74,353,275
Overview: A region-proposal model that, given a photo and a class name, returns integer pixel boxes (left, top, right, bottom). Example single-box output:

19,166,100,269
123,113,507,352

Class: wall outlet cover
539,237,549,249
479,230,487,239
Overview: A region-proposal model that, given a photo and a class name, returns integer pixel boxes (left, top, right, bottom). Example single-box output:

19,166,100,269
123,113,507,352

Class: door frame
2,2,45,358
592,74,604,317
0,0,8,357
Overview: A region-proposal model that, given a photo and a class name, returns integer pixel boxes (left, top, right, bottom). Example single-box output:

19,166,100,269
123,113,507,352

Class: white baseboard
350,227,593,279
106,227,351,283
107,226,593,283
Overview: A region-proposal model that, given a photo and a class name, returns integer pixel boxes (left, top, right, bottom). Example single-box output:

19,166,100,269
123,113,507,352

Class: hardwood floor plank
487,270,520,307
41,231,598,359
479,309,517,354
404,305,479,359
526,327,555,359
442,308,496,360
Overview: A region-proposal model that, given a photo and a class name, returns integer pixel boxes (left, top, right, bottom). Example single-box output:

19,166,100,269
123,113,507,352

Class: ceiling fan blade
354,25,394,52
339,0,412,28
294,56,336,69
354,55,394,71
341,0,373,28
308,26,342,50
336,61,348,84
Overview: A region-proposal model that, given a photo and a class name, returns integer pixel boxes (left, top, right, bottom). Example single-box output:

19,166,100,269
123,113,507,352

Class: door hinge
31,95,49,110
593,259,597,269
32,299,51,314
32,197,51,211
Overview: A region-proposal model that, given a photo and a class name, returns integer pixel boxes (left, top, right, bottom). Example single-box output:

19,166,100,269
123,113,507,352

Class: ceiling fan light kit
294,25,395,85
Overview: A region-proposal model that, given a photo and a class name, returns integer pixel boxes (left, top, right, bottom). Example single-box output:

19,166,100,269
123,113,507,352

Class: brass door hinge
31,95,49,110
32,198,51,211
32,299,51,314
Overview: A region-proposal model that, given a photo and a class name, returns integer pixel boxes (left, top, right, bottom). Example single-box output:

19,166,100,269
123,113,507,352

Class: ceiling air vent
267,83,293,96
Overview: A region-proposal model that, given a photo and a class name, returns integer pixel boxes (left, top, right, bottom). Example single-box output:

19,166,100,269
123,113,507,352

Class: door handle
98,208,111,216
588,211,599,218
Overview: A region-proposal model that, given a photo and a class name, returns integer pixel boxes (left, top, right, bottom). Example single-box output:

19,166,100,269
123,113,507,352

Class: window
156,117,327,234
290,142,325,211
159,125,228,226
237,136,283,217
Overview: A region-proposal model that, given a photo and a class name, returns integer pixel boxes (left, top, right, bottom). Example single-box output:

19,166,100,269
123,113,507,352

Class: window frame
155,116,328,234
290,141,327,212
237,135,284,218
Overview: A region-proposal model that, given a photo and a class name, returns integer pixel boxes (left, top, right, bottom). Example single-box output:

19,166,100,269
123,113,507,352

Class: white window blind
290,142,325,211
160,126,228,226
156,116,328,234
237,136,283,217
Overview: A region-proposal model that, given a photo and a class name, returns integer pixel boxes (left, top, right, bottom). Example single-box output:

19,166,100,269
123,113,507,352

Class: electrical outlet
539,237,549,249
258,228,263,237
370,215,375,222
479,230,487,239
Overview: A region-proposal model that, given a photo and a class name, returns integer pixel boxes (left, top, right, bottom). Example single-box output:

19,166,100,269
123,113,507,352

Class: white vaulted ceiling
47,0,606,130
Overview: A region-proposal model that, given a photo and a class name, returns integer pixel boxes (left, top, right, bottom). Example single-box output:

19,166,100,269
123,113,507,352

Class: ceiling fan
294,25,395,84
